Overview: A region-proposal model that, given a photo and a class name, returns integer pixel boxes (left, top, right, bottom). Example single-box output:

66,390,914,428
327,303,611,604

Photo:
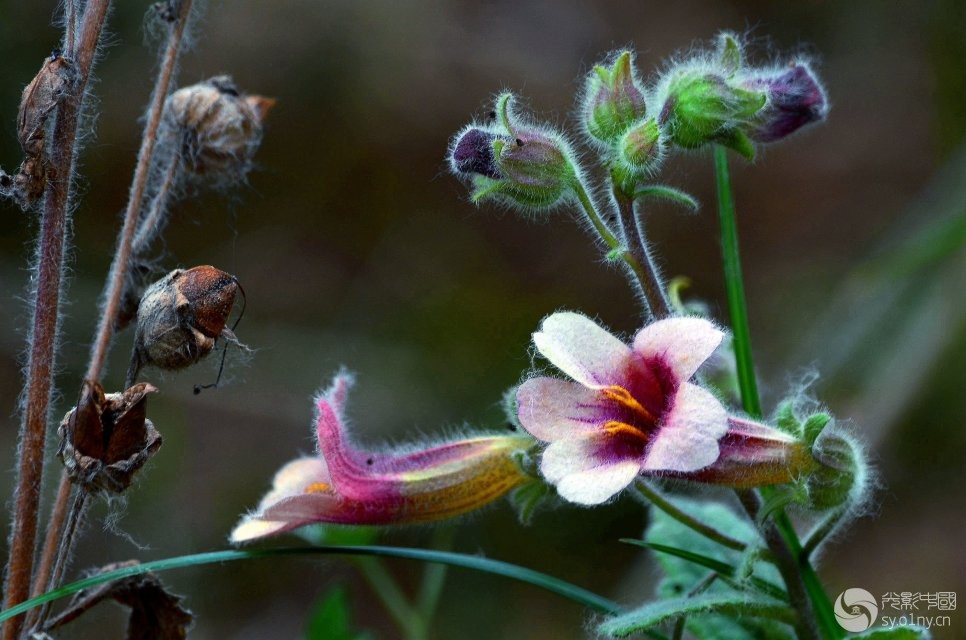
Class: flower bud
163,76,274,184
740,63,827,142
132,265,240,376
618,118,665,173
449,93,576,210
58,381,162,493
582,51,648,146
806,431,865,511
659,69,765,158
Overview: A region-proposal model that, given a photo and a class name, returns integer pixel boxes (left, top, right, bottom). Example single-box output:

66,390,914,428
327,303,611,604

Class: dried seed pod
163,76,274,184
58,382,162,493
0,51,74,209
130,266,240,380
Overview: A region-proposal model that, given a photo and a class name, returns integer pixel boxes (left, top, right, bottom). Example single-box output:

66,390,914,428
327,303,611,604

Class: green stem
633,481,746,552
354,556,422,640
414,527,454,636
712,146,761,417
802,507,847,559
713,145,842,640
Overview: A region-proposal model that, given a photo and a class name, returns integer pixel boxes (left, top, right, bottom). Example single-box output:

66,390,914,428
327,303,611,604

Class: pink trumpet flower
231,374,533,543
516,313,815,505
516,312,730,505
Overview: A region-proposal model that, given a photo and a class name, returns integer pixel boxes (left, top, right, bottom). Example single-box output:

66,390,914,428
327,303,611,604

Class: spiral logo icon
834,588,879,632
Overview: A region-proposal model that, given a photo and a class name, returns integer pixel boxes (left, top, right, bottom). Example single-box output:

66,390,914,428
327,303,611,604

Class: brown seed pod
0,52,74,209
163,76,275,183
58,381,162,494
130,266,240,380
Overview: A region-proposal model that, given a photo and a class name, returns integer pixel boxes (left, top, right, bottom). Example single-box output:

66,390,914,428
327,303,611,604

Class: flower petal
540,438,641,504
256,457,329,510
642,382,728,472
632,317,723,382
516,377,607,442
533,312,630,388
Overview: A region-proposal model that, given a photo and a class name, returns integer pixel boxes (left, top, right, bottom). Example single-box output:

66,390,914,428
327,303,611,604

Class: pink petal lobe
642,382,728,472
632,317,723,382
516,377,606,442
533,312,630,388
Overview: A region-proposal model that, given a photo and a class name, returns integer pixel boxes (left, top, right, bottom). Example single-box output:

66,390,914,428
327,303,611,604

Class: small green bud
802,411,832,446
582,51,648,146
449,93,576,211
659,68,766,155
619,118,664,172
806,432,864,510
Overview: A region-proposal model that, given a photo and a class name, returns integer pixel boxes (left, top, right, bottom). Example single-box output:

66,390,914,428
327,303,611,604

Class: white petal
516,377,605,442
555,463,641,505
540,439,641,505
632,317,723,382
230,518,291,544
257,457,329,510
642,383,728,472
533,312,630,388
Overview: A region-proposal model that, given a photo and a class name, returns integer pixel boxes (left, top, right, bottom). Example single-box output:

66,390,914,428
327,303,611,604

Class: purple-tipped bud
451,128,505,179
582,51,648,146
619,118,665,173
741,63,827,142
448,93,576,210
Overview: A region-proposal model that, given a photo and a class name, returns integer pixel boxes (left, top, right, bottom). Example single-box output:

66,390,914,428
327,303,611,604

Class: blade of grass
0,545,623,624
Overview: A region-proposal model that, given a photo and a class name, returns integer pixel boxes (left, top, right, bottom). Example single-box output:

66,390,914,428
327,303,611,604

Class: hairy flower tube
740,62,828,143
231,374,534,543
516,312,817,504
448,93,577,210
516,312,729,504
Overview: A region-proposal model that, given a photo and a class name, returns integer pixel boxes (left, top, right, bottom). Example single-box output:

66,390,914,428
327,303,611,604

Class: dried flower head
130,266,241,380
0,51,74,209
58,382,162,493
163,76,274,185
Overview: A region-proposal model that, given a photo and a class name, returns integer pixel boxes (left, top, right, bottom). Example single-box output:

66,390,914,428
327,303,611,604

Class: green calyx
584,51,648,146
806,432,864,511
663,70,766,157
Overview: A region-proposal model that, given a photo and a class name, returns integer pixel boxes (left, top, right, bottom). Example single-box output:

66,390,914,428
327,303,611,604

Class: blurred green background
1,1,964,638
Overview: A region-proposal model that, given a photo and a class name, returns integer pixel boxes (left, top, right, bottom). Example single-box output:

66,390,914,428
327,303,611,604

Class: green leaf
0,546,623,623
622,540,785,602
508,480,552,525
642,495,791,639
599,593,797,638
632,185,699,211
304,585,376,640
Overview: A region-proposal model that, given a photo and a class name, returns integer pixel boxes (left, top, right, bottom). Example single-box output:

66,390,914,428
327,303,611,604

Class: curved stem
131,149,180,255
0,546,624,623
802,506,847,559
29,493,89,634
633,481,746,552
2,3,111,638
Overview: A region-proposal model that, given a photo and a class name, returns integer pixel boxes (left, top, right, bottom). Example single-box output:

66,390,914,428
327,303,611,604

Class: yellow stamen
304,482,332,494
603,421,649,441
601,385,656,423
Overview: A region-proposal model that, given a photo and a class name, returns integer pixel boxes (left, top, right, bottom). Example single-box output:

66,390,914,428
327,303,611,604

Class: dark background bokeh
1,1,964,638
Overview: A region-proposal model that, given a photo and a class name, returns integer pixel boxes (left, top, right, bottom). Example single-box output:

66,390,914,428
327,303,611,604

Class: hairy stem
714,145,842,639
2,3,111,638
571,178,659,316
86,0,193,382
28,493,89,635
613,187,671,318
802,506,847,559
25,4,195,632
131,149,180,255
